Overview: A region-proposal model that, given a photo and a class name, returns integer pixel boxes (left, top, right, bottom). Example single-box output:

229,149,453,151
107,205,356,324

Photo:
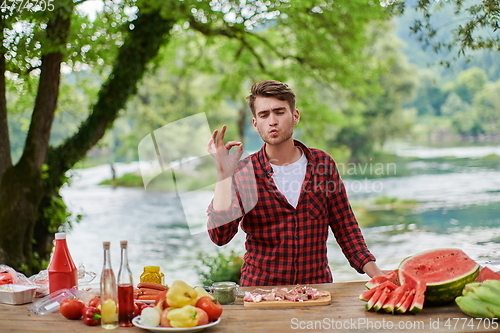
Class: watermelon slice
477,266,500,282
382,284,410,314
394,289,410,313
373,288,391,312
395,289,415,314
359,287,378,302
398,248,480,304
409,282,426,314
365,269,399,289
360,280,398,301
365,287,384,311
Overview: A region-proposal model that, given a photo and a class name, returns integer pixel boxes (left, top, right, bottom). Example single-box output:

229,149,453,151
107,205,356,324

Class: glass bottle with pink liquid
117,240,134,327
100,241,118,329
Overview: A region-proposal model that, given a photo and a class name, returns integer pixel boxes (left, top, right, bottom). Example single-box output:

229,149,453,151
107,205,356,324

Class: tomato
195,296,222,322
133,301,146,317
60,298,85,320
89,297,100,308
195,307,209,326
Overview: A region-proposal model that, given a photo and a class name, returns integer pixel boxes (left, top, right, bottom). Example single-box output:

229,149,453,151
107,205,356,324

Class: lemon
101,299,118,323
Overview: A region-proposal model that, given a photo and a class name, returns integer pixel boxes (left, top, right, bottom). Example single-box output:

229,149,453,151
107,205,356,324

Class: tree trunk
237,103,247,143
0,8,71,275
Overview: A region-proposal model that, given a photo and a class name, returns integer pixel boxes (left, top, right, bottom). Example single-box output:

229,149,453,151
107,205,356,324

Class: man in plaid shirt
206,80,384,286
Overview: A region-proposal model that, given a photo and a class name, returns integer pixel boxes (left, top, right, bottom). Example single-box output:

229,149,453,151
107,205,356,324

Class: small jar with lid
140,266,164,285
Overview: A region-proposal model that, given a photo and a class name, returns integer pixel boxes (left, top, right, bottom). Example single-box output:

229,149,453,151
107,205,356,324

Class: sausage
137,294,157,300
137,282,167,291
139,288,163,296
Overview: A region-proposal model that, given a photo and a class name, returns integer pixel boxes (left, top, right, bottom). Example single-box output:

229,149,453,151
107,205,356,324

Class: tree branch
185,14,275,75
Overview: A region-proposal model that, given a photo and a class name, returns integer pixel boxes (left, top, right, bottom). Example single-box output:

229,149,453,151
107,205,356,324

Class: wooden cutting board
243,291,331,308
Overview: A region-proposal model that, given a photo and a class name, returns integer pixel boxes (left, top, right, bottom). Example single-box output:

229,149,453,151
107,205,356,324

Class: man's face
252,96,300,146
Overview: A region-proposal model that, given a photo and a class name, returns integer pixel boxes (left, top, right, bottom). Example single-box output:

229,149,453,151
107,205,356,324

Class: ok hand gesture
206,125,244,180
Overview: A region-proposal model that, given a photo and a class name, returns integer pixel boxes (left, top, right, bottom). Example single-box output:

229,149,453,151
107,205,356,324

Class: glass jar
212,281,239,305
139,266,164,285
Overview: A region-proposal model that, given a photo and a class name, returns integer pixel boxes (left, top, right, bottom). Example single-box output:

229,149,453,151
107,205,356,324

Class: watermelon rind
425,267,479,304
398,248,480,305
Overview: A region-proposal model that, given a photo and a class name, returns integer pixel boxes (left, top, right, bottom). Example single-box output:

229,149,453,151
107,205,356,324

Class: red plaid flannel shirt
207,140,375,286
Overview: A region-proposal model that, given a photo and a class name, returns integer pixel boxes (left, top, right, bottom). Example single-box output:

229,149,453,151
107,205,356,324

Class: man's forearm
213,177,233,210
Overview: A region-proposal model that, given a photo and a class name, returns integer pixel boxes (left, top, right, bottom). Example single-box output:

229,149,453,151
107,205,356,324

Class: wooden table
0,282,497,332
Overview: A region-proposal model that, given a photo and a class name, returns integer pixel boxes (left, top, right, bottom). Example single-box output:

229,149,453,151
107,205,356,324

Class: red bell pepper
82,306,101,326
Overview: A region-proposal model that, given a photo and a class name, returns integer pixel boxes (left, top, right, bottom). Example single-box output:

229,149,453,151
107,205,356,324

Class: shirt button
295,236,299,240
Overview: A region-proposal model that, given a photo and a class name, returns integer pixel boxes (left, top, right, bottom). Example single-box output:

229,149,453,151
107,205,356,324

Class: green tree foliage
443,67,487,104
196,249,243,285
410,70,448,116
473,80,500,133
440,92,470,117
120,17,417,164
299,23,418,161
115,1,414,159
391,0,500,61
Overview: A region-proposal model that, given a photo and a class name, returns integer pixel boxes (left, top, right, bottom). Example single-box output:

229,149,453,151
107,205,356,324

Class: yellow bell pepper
166,305,199,328
195,286,214,300
166,280,198,308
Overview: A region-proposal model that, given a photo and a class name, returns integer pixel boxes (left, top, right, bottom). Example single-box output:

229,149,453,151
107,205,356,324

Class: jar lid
144,266,160,271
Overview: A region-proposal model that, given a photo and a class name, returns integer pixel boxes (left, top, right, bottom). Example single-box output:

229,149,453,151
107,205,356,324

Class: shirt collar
257,140,311,177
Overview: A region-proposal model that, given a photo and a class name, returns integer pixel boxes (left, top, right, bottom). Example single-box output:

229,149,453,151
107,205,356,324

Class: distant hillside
393,1,500,83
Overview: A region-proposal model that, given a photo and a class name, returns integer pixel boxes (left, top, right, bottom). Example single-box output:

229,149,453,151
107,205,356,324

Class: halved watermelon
398,248,480,304
476,266,500,282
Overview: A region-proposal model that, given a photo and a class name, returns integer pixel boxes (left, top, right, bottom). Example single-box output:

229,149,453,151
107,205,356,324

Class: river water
62,144,500,287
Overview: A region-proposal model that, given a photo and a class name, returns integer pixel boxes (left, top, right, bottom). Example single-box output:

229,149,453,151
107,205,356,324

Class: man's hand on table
362,261,388,278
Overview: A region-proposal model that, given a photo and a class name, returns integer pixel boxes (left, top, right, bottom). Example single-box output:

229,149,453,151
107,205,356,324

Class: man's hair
247,80,296,117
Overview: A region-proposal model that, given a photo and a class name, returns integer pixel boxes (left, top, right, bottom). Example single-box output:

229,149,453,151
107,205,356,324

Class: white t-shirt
270,151,308,208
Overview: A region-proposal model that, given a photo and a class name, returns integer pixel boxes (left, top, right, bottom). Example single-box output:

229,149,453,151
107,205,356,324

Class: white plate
132,316,221,332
